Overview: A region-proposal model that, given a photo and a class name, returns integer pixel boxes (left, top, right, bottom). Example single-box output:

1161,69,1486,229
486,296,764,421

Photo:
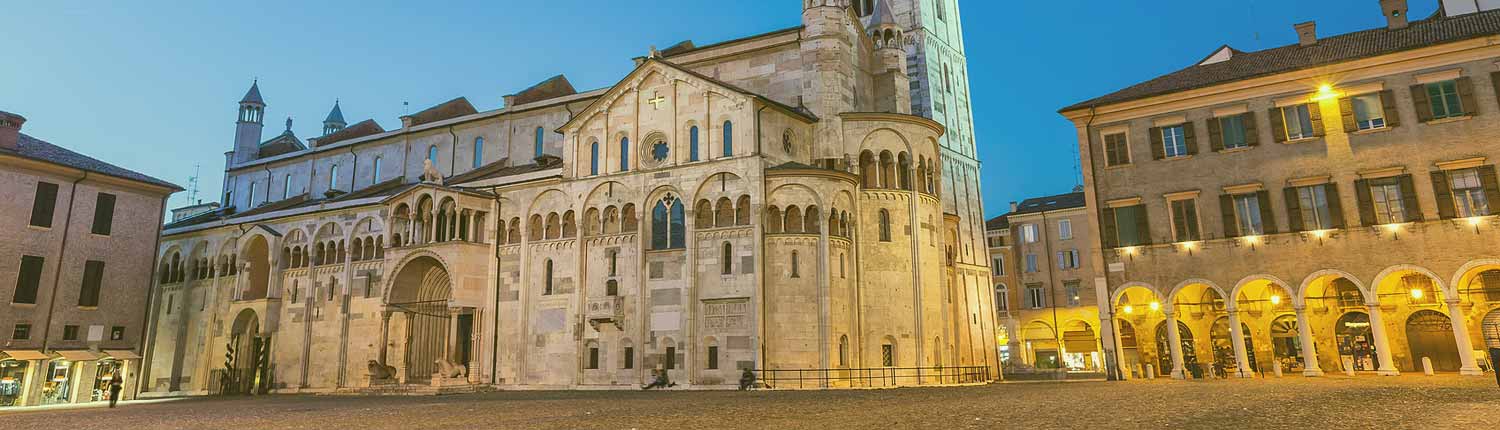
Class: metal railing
751,366,991,389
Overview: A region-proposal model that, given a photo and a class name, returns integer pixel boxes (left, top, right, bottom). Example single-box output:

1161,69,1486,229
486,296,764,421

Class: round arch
1295,270,1368,306
1111,282,1163,307
1230,274,1294,308
1167,278,1228,306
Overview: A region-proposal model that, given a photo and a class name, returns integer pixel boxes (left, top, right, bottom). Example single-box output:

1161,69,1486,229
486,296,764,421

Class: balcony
586,296,624,330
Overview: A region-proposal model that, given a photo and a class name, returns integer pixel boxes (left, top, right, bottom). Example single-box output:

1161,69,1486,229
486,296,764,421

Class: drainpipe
490,191,502,385
136,193,169,398
40,172,88,354
449,126,458,176
1081,105,1121,381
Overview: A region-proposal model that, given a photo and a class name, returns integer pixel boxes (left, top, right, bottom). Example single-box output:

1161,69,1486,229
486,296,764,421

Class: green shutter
1182,122,1198,155
1256,190,1278,234
1284,187,1304,232
1379,90,1401,128
1171,201,1188,241
1325,183,1347,229
1479,165,1500,215
1207,117,1224,152
1411,84,1434,122
1456,76,1479,116
1307,103,1326,137
1338,97,1358,133
1268,108,1287,143
1242,112,1260,147
1149,127,1165,160
1220,194,1239,238
1101,207,1118,248
1431,170,1456,220
1398,174,1423,221
1134,205,1152,245
92,193,115,236
1354,179,1376,226
1184,200,1200,240
1493,72,1500,111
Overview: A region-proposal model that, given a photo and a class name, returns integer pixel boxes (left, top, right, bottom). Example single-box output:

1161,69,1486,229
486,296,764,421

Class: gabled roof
163,177,415,231
659,40,696,57
324,101,345,124
1011,192,1086,216
315,119,384,147
402,97,478,127
985,214,1010,231
240,81,264,105
560,58,818,133
1060,9,1500,112
258,130,305,158
3,133,181,191
870,0,897,27
509,75,577,107
448,156,563,186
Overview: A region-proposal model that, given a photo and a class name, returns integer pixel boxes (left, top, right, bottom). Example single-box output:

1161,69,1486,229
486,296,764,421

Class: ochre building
142,0,998,394
1061,1,1500,380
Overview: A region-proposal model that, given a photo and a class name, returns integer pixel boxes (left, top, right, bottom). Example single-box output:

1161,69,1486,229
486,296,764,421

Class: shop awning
54,350,101,361
103,350,141,360
1,350,50,361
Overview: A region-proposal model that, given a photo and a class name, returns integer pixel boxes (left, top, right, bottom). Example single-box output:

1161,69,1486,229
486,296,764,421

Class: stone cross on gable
647,91,667,110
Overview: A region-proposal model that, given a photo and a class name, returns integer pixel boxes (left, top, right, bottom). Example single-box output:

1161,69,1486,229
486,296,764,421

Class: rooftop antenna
1251,0,1260,41
185,164,201,205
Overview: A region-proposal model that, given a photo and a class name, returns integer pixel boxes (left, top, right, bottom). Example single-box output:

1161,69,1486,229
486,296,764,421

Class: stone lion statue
367,360,396,380
435,359,467,379
421,159,444,185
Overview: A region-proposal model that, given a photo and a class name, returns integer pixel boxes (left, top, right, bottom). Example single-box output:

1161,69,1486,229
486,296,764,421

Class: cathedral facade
141,0,998,393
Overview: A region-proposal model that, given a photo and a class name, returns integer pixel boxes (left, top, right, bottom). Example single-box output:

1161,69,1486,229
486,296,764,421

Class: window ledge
1218,146,1253,154
10,303,38,308
1162,155,1194,162
1425,115,1473,126
1352,126,1393,135
76,306,99,311
1103,163,1132,171
1281,137,1322,145
26,225,52,232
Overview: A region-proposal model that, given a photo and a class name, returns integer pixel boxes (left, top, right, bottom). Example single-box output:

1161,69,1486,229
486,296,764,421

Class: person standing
108,378,124,408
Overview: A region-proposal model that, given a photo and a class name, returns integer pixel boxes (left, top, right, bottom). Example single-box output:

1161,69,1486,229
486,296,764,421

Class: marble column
1446,300,1483,375
378,310,392,364
1165,308,1185,379
1227,307,1252,378
1365,304,1400,375
1294,306,1324,376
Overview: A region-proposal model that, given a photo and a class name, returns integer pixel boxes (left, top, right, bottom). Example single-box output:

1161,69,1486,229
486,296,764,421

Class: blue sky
2,0,1440,219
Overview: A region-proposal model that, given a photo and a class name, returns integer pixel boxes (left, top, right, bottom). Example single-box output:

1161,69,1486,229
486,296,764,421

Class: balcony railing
586,296,624,330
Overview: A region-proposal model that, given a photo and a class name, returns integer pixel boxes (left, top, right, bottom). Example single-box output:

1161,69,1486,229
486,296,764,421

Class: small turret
231,80,267,165
869,0,911,114
322,100,346,135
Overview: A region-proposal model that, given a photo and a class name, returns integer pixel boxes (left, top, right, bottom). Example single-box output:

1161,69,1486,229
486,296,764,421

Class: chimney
1295,21,1318,46
0,111,25,151
1381,0,1408,29
1009,201,1019,213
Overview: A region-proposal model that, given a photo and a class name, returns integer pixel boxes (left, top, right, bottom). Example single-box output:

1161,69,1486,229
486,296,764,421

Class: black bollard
1490,348,1500,387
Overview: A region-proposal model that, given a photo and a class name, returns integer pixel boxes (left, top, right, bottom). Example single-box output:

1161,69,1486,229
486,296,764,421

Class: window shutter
1182,122,1198,155
1354,179,1376,226
1338,97,1358,132
1325,183,1347,229
1379,90,1401,128
92,193,116,236
1207,118,1224,152
1220,194,1239,238
1431,170,1456,219
1479,165,1500,214
1242,113,1260,147
1307,103,1326,137
1283,187,1304,232
1134,205,1152,245
1101,207,1118,248
1456,76,1479,116
1171,202,1189,241
80,261,104,307
29,182,58,228
1410,84,1434,122
1268,108,1287,143
1493,73,1500,111
1148,127,1165,160
1184,200,1200,240
1256,190,1278,234
1398,174,1423,221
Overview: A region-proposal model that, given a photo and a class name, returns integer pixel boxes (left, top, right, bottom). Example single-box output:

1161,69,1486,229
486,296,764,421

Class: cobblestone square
4,375,1497,429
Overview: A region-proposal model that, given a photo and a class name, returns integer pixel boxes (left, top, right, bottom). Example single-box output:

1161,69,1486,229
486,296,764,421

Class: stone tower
232,80,266,165
868,0,911,114
323,100,347,136
800,0,857,159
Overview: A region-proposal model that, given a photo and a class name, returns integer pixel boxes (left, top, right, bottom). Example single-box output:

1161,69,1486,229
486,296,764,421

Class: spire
322,100,347,135
870,0,897,28
240,79,264,105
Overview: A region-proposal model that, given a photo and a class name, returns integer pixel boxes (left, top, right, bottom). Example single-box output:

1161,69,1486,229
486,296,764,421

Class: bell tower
232,80,266,165
801,0,857,158
869,0,911,114
323,100,347,136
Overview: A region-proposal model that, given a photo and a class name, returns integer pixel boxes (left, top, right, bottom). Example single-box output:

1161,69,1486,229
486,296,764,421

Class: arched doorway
1210,317,1257,374
1155,320,1196,376
1021,321,1058,369
1270,314,1303,373
224,309,266,394
1060,321,1098,371
386,255,457,382
1405,310,1461,372
1334,312,1377,371
241,235,270,300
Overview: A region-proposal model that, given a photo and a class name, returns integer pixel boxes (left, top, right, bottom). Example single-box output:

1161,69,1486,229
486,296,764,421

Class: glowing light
1269,294,1282,305
1244,235,1260,245
1383,223,1402,233
1123,305,1135,314
1313,84,1339,101
1467,216,1484,226
1180,241,1198,250
1410,288,1424,299
1149,301,1161,311
1122,246,1139,256
1312,229,1328,239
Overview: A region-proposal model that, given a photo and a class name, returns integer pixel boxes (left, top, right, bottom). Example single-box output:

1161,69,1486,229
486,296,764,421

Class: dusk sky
3,0,1441,219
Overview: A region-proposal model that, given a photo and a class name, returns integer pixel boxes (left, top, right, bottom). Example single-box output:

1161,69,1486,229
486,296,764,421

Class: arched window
328,164,339,190
721,242,733,275
619,137,630,171
428,145,439,163
372,156,383,184
589,141,600,176
839,334,849,367
879,209,892,242
473,137,485,168
790,251,800,278
606,279,619,296
782,129,794,155
534,127,545,157
650,196,686,250
722,121,733,157
283,174,293,199
543,259,554,295
689,126,700,161
840,253,846,278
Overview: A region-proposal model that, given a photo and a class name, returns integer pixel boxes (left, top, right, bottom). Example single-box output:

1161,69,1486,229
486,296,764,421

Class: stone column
1365,304,1399,375
1294,306,1323,376
1110,317,1129,380
1227,307,1251,378
378,310,392,364
1445,299,1483,375
1165,308,1185,379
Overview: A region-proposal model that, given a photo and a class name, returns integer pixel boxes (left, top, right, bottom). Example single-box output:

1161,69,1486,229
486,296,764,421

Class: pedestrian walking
108,378,124,408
